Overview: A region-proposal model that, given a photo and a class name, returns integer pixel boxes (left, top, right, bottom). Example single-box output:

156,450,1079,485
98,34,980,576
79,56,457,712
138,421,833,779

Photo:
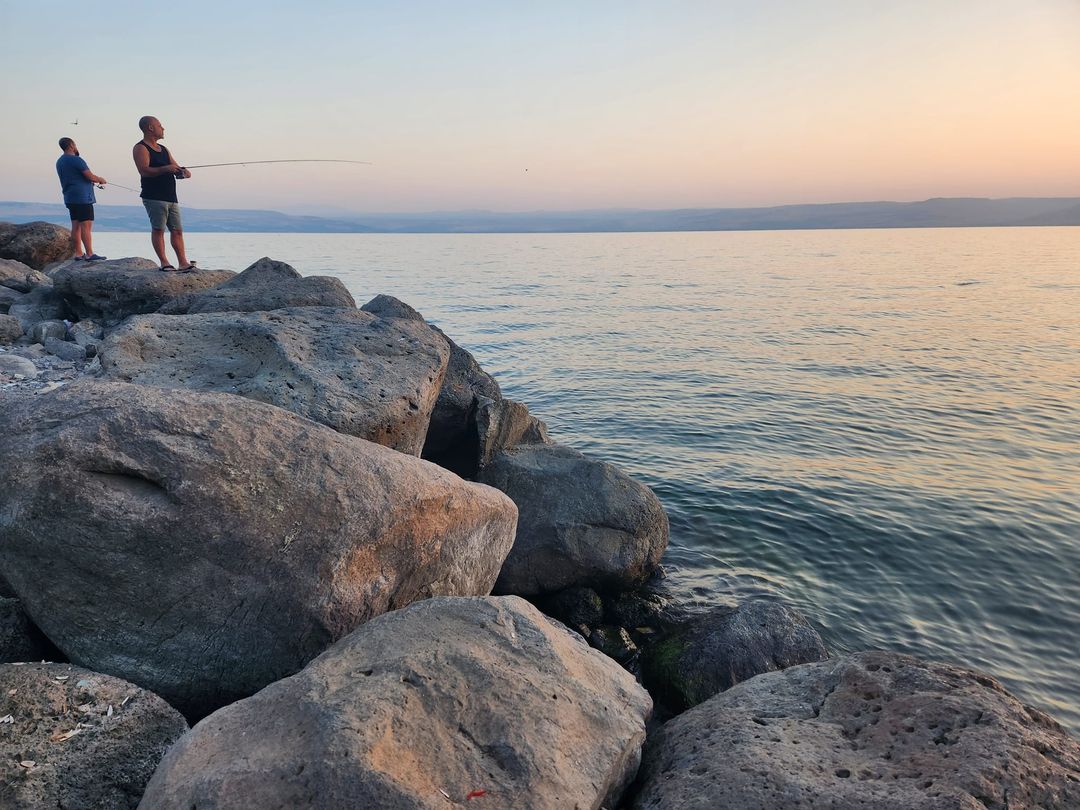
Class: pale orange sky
2,0,1079,213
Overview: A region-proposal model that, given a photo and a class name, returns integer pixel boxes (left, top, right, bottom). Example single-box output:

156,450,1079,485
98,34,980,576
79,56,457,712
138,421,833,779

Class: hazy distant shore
3,196,1080,234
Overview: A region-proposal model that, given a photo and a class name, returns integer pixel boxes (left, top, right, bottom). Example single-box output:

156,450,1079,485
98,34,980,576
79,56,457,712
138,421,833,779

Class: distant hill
2,197,1079,233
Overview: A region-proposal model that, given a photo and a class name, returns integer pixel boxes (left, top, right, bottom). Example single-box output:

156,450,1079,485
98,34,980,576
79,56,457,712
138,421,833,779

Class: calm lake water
101,227,1080,732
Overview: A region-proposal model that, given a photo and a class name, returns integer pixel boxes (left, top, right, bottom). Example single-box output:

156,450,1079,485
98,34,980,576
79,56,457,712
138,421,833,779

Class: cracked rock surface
632,650,1080,809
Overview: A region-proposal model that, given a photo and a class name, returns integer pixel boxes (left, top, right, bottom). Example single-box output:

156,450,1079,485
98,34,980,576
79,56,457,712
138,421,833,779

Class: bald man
133,116,195,271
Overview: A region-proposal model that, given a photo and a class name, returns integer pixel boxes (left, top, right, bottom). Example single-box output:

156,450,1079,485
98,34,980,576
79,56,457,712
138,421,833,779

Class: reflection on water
102,227,1080,732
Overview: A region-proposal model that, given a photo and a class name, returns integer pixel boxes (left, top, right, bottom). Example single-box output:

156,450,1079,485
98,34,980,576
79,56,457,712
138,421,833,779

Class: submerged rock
481,442,668,596
632,650,1080,810
139,596,651,810
0,381,517,717
0,221,70,270
0,662,188,810
158,256,356,314
99,306,450,456
51,258,234,323
640,599,829,712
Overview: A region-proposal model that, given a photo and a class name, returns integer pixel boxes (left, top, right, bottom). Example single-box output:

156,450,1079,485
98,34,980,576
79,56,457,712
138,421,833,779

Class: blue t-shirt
56,154,96,205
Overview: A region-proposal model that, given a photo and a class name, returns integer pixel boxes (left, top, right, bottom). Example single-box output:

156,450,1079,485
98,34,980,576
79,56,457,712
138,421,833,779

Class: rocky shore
1,220,1078,808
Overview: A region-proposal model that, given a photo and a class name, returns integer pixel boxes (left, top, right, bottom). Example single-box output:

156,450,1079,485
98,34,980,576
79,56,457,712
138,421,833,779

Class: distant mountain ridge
2,197,1079,233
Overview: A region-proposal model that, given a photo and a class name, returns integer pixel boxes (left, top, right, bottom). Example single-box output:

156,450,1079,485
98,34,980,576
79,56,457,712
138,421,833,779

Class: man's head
58,137,77,154
138,116,164,139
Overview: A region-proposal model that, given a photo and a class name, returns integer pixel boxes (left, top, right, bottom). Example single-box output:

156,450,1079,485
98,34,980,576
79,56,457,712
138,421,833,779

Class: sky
2,0,1079,214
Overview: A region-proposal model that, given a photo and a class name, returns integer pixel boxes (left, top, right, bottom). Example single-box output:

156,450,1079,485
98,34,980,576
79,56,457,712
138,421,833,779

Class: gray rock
99,307,450,456
0,381,517,717
0,597,55,662
7,285,68,333
31,319,67,344
51,257,235,323
536,585,605,628
633,651,1080,810
0,354,37,378
139,596,651,810
158,256,356,314
9,344,46,361
476,395,550,469
481,442,669,596
0,314,22,343
0,286,23,313
0,221,71,270
42,336,87,362
0,257,51,293
0,662,188,810
69,318,104,348
360,293,425,322
640,600,829,712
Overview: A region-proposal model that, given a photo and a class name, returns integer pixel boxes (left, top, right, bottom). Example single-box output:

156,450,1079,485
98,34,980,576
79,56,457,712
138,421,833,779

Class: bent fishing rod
181,159,372,169
96,159,371,193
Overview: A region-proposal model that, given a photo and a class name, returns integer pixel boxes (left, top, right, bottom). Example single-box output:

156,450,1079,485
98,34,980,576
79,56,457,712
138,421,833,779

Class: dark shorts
66,203,94,222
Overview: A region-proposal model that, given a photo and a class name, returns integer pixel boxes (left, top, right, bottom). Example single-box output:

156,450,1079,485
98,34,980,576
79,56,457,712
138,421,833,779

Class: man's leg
151,229,169,266
81,221,94,256
70,219,84,258
170,229,189,269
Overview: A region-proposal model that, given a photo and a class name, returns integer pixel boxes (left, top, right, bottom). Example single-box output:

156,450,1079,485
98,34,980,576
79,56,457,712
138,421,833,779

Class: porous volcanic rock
0,662,188,810
0,221,70,270
99,306,450,455
632,651,1080,810
51,257,234,322
0,258,51,293
157,256,356,314
0,381,517,716
139,596,651,810
0,314,22,343
481,443,668,596
640,600,829,712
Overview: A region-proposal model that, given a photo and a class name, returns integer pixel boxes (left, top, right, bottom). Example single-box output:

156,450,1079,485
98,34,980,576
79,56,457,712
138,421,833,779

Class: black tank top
138,142,178,203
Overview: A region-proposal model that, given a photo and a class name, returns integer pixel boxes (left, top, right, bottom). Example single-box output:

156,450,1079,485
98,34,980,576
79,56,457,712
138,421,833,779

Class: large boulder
0,381,518,716
158,256,356,314
139,596,651,810
51,258,235,323
481,443,668,596
0,258,51,293
640,600,829,712
361,296,504,476
0,221,70,270
0,662,188,809
632,651,1080,810
99,306,450,456
0,353,37,378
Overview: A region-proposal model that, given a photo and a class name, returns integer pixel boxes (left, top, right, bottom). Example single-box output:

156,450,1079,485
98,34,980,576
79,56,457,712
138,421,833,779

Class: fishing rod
97,182,139,192
181,159,372,169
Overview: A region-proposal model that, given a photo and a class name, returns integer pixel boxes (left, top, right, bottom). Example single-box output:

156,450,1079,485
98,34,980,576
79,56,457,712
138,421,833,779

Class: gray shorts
143,199,183,231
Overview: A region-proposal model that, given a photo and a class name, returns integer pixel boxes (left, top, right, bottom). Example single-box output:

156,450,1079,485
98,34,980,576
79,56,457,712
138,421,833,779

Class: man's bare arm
132,144,179,177
81,168,106,185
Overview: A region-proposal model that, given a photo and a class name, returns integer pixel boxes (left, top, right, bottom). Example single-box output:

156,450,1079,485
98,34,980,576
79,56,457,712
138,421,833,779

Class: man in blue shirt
56,137,107,262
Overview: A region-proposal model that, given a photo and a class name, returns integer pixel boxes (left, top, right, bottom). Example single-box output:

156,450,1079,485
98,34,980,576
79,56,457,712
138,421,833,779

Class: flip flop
159,265,176,272
178,262,197,273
